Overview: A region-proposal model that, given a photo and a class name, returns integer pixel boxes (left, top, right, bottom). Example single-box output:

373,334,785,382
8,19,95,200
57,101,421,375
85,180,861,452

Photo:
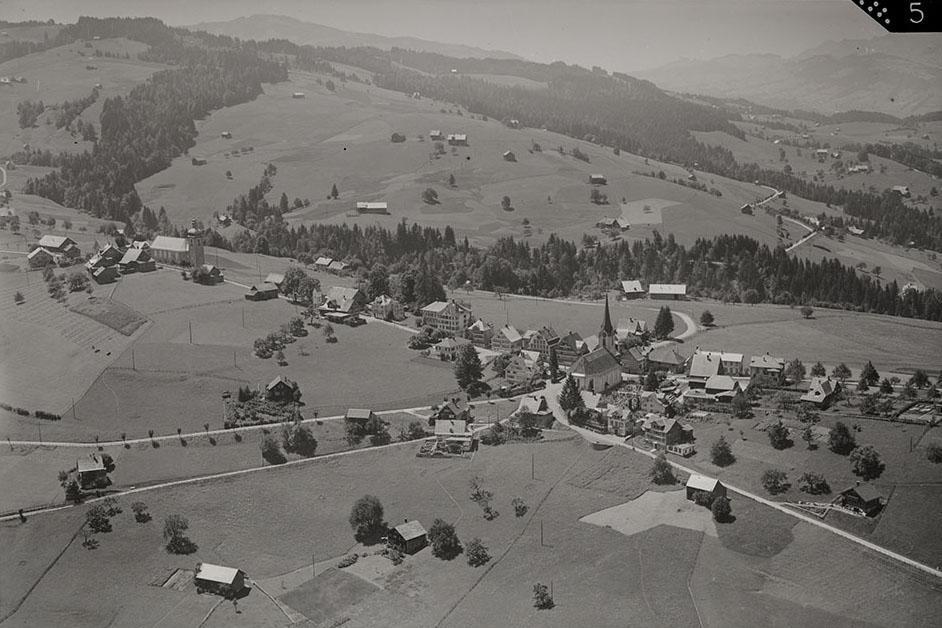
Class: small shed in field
685,474,726,502
389,520,427,554
194,562,246,597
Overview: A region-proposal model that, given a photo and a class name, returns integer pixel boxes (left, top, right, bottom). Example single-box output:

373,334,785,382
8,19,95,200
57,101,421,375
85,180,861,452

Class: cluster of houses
429,130,468,146
27,235,83,269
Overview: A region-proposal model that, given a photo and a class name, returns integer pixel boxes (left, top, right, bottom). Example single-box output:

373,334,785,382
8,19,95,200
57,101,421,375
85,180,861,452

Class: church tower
186,218,205,267
599,294,616,355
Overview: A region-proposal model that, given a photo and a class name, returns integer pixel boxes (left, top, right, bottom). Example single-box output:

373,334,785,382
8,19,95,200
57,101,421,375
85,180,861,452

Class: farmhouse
837,484,884,517
389,520,428,554
434,418,473,448
345,408,377,423
85,244,122,270
891,185,911,197
686,474,726,502
491,325,524,354
194,563,246,597
150,222,205,267
421,299,473,335
619,346,647,375
244,283,279,301
320,286,367,321
512,395,554,424
118,247,156,274
314,256,333,268
637,390,668,415
848,164,870,174
220,131,232,138
194,264,224,285
91,266,119,284
466,319,494,348
749,353,786,377
292,92,305,98
356,201,389,215
191,157,207,166
431,396,473,424
620,280,644,299
814,149,829,159
646,346,687,373
264,273,285,288
328,260,350,273
589,174,607,185
555,331,588,367
570,348,621,392
847,226,865,235
524,326,560,358
502,150,516,162
266,375,299,403
76,455,108,489
371,294,404,321
429,130,444,140
800,377,842,408
616,316,647,339
648,283,686,300
447,133,468,146
432,336,472,361
688,350,746,387
27,247,56,268
641,415,692,450
37,235,81,259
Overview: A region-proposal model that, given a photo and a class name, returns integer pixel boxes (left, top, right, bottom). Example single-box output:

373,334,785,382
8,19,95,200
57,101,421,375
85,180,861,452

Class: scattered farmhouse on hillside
320,286,367,322
447,133,468,146
589,174,607,185
648,284,686,300
356,201,389,215
837,484,884,517
686,474,726,502
37,235,81,260
266,375,299,403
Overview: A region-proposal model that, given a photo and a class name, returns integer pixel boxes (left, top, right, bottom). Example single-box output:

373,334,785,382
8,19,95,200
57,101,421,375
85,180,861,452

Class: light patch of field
580,490,718,538
279,567,379,625
619,197,679,225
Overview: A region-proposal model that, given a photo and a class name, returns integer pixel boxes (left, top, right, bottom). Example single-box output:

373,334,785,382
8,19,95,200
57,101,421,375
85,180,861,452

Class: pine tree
548,346,559,381
330,183,339,199
654,306,674,339
454,344,483,390
861,361,879,386
558,374,583,414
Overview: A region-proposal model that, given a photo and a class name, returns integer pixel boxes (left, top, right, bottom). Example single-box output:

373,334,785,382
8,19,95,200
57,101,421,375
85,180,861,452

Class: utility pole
540,520,544,546
242,306,245,328
189,321,193,344
131,349,135,370
72,397,77,420
531,453,535,480
37,420,42,444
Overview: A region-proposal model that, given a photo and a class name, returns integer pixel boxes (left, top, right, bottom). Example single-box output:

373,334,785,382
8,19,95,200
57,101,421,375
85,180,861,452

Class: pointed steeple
601,294,614,335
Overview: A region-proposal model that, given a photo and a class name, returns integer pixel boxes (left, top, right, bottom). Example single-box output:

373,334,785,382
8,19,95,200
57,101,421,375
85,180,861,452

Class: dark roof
267,375,295,390
601,295,614,336
841,484,884,503
572,348,620,376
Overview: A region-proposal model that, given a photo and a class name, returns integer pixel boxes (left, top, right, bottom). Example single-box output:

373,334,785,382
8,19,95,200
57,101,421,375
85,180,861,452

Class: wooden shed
389,520,427,554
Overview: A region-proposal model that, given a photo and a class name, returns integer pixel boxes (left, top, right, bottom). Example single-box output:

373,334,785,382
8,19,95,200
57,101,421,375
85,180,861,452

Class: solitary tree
860,361,880,386
798,472,830,495
731,393,752,420
761,468,790,495
711,495,732,522
800,306,814,319
801,425,816,450
654,306,674,339
422,188,439,204
558,374,584,415
910,370,929,389
330,183,339,199
454,343,484,390
13,291,24,304
926,442,942,464
783,358,806,384
163,514,197,554
828,421,856,455
810,361,826,377
650,453,676,484
711,436,735,467
879,378,894,394
501,195,512,211
465,537,491,567
85,504,112,533
349,495,385,542
131,501,151,523
699,310,714,327
850,445,885,480
767,421,792,449
428,518,462,559
533,583,555,610
260,435,287,464
831,363,852,384
448,173,456,187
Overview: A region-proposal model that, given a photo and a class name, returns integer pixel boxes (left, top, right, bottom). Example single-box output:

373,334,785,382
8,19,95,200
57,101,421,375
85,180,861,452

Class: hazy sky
0,1,887,71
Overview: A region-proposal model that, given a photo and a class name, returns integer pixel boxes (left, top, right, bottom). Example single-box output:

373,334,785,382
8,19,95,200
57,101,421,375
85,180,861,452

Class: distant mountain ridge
636,34,942,116
186,14,523,60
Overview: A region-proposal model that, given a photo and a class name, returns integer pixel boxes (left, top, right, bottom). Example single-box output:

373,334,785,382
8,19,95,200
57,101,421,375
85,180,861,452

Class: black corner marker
849,0,941,32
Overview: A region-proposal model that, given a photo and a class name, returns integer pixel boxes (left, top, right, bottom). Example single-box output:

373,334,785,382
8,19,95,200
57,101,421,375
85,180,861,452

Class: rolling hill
186,14,522,60
636,33,942,116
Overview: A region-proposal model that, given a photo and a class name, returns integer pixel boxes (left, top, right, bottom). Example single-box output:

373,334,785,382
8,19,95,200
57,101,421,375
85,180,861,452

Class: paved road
782,216,818,252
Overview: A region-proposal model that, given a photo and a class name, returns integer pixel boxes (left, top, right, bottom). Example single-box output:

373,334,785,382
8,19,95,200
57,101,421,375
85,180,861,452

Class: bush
131,501,151,523
337,554,359,568
533,582,555,610
260,434,287,464
693,490,714,508
761,468,790,495
85,504,111,533
711,496,732,522
381,545,404,565
710,436,735,467
512,497,528,517
798,472,831,495
428,518,462,560
466,537,491,567
102,496,121,516
767,421,792,450
283,423,318,457
650,453,675,484
390,132,406,143
927,442,942,464
828,421,856,455
163,514,197,554
349,495,385,542
850,445,885,480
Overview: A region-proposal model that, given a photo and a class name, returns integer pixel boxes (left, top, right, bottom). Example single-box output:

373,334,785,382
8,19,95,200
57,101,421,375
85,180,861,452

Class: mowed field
3,437,940,627
135,68,793,250
0,38,165,157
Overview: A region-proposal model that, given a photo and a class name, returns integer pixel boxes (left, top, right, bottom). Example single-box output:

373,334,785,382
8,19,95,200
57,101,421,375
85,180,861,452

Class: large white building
149,220,205,267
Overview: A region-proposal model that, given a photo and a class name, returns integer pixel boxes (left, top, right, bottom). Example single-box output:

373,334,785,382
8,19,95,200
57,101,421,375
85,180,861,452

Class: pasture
4,435,939,627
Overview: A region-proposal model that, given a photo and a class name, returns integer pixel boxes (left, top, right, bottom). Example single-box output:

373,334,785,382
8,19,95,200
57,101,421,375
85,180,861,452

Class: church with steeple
569,294,623,392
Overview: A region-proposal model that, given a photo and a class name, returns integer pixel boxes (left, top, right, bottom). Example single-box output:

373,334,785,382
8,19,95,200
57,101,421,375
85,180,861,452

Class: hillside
187,14,522,60
636,34,942,116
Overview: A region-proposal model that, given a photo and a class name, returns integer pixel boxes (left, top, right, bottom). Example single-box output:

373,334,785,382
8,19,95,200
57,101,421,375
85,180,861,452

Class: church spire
601,294,614,336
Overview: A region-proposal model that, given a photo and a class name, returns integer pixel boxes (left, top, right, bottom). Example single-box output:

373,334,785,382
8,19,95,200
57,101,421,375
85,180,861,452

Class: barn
389,520,428,554
194,563,246,597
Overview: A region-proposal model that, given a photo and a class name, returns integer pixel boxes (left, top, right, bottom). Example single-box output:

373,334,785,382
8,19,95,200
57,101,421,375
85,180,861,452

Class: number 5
910,1,924,23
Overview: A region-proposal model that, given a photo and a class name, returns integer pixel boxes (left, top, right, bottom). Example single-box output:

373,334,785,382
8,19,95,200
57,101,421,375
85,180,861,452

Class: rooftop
686,473,720,492
196,563,240,585
648,283,686,295
394,520,427,541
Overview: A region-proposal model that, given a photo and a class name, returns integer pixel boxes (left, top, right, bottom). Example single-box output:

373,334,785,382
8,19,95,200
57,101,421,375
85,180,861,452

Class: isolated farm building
429,130,444,140
800,377,842,409
356,201,389,215
847,225,865,235
91,266,119,284
814,149,829,158
596,217,618,229
191,157,207,166
328,260,350,273
37,235,81,259
447,133,468,146
504,352,542,387
220,131,232,139
646,346,687,373
749,353,786,377
466,319,494,348
314,256,333,268
685,474,726,502
390,520,428,554
194,563,246,597
491,324,524,354
648,283,686,300
118,247,155,273
524,326,560,358
264,272,285,288
589,174,607,185
150,222,205,267
847,164,870,174
620,280,645,299
27,247,57,268
292,92,305,98
837,484,884,517
555,331,588,367
244,282,279,301
891,185,911,197
432,336,472,361
194,264,224,285
371,294,404,321
570,348,621,393
502,150,516,162
345,408,382,433
85,244,123,270
266,375,299,403
421,300,472,335
76,455,108,489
